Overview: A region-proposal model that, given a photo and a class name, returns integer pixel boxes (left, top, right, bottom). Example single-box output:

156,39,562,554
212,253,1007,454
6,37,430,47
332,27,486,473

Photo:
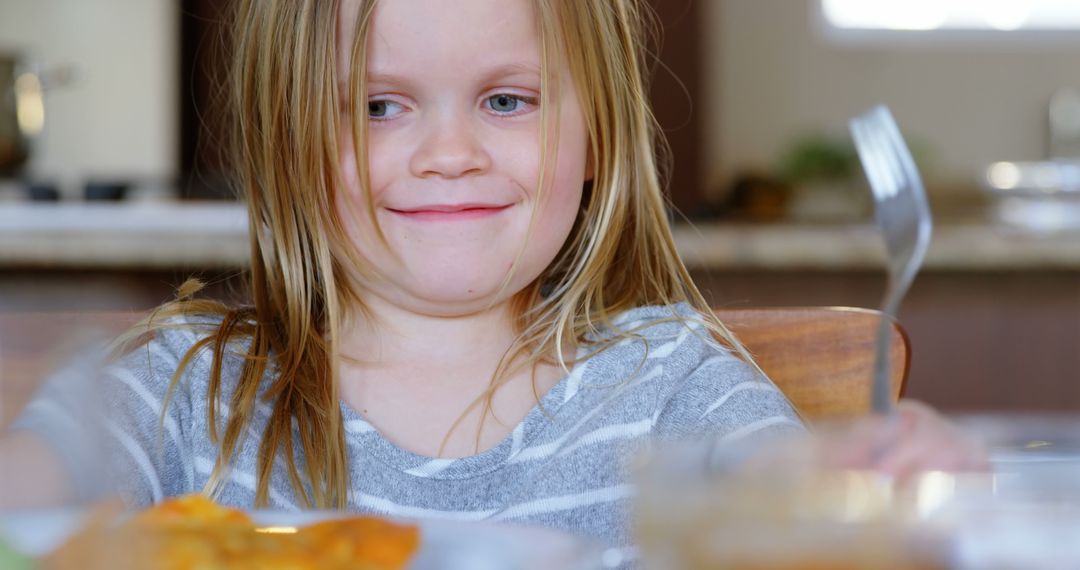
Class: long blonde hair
132,0,750,509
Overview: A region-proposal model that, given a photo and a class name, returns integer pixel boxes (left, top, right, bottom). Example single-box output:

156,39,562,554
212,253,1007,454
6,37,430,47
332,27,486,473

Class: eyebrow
341,62,543,94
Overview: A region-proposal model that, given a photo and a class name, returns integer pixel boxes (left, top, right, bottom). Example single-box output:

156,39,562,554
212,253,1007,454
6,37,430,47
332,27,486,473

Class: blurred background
2,0,1080,413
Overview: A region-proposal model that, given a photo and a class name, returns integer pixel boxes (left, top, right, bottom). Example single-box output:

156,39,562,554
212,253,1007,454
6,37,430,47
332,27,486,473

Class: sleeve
652,333,805,442
8,329,197,507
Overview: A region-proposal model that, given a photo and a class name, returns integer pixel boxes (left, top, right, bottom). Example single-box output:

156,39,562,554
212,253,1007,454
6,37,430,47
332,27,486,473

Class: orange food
42,495,420,570
132,494,253,526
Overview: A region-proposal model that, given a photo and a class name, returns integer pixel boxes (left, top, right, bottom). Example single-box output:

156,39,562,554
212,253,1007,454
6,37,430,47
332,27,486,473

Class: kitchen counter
671,221,1080,270
4,201,1080,270
0,202,249,268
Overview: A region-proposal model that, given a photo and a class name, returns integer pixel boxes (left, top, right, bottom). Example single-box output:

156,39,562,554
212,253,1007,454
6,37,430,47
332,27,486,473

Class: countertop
0,202,249,268
3,201,1080,270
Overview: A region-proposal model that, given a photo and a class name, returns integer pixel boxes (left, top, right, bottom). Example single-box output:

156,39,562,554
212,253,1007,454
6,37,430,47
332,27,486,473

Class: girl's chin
398,278,535,313
392,294,513,318
411,286,510,307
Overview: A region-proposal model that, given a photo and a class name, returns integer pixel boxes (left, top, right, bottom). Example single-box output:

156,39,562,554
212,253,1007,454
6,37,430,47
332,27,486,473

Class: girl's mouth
386,203,513,222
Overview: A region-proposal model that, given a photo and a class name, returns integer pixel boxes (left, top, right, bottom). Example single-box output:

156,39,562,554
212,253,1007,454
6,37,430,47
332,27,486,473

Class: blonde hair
131,0,751,509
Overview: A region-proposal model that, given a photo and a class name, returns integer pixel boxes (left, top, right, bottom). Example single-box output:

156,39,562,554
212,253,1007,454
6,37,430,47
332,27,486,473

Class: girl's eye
368,100,404,120
485,94,535,115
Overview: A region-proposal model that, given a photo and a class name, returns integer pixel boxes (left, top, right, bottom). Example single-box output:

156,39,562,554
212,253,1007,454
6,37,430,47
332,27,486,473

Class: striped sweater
13,303,801,564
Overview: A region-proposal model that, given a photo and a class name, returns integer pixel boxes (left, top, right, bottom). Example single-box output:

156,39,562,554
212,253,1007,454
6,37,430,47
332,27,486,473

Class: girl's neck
337,294,519,383
334,294,566,458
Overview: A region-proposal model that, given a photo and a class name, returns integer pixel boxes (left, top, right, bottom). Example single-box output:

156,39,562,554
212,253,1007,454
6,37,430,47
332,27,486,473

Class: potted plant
777,132,868,222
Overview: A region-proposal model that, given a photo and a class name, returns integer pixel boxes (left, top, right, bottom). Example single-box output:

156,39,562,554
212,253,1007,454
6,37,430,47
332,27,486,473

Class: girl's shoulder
582,302,735,384
605,305,803,438
591,300,708,336
591,302,720,354
137,312,231,362
111,312,256,395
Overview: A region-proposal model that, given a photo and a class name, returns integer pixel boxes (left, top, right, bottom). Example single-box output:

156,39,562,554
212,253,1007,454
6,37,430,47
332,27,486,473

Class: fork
849,105,933,414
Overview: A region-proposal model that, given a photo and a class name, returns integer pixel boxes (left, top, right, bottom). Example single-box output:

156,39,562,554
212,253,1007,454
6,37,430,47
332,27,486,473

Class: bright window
821,0,1080,31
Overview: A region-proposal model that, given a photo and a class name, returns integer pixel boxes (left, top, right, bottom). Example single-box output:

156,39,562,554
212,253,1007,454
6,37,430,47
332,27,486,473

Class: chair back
715,307,910,421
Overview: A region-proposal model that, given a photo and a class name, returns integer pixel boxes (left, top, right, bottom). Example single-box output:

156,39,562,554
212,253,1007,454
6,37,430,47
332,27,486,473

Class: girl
3,0,978,562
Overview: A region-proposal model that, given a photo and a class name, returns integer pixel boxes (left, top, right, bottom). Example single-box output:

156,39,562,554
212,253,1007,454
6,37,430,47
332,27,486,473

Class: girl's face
336,0,589,318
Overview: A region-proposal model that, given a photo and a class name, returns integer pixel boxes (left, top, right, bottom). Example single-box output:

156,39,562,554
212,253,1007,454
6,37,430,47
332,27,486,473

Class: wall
0,0,178,198
704,0,1080,200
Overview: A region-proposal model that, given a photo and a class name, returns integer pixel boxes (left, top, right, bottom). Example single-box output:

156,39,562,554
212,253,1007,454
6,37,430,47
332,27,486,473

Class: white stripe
561,358,590,403
255,400,273,417
509,422,526,456
601,546,641,568
20,398,75,429
212,393,274,420
194,456,299,510
351,494,498,520
147,341,180,369
403,458,457,478
214,401,276,445
345,419,376,434
97,360,194,489
513,419,651,463
699,381,780,419
554,419,652,459
106,421,163,503
609,314,646,328
647,327,691,359
201,403,295,489
106,367,184,459
512,366,663,463
721,415,802,443
491,484,636,520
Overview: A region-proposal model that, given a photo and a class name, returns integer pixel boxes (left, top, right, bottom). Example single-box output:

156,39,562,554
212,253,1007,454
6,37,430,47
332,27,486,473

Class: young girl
3,0,979,562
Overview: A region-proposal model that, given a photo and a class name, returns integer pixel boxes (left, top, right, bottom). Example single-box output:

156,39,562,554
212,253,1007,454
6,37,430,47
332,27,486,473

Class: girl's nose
409,116,492,179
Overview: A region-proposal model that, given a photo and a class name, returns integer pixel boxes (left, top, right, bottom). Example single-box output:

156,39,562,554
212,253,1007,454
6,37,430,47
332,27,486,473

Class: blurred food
40,495,419,570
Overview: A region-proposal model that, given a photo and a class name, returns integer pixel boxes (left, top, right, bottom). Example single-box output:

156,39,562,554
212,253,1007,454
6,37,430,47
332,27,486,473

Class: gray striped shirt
13,303,801,561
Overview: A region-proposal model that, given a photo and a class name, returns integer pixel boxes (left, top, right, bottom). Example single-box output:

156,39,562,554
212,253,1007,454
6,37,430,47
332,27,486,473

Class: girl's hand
824,399,989,480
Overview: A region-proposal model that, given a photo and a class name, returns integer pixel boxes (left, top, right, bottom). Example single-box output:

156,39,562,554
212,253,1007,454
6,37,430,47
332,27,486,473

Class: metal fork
849,105,933,414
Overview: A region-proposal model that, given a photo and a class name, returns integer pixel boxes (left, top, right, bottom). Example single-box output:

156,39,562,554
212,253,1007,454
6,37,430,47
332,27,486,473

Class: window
818,0,1080,46
822,0,1080,31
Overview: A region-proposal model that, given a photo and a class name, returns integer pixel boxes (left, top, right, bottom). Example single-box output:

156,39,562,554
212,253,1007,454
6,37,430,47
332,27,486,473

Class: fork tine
851,106,932,260
855,113,902,199
852,119,899,202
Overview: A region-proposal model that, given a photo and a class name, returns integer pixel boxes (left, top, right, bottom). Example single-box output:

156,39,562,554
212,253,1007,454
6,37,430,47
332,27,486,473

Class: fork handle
871,313,894,414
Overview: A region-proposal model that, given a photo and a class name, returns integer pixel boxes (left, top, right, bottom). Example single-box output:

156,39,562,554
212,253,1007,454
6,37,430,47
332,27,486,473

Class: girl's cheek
339,153,359,191
337,129,362,191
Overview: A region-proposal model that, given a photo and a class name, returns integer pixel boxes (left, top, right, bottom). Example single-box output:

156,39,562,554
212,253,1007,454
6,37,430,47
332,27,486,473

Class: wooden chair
715,307,910,422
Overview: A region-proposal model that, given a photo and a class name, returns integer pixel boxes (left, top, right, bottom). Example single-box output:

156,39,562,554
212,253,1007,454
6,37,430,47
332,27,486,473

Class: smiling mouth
386,204,513,221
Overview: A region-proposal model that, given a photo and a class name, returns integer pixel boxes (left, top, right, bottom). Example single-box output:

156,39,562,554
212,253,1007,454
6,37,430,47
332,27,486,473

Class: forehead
337,0,542,80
